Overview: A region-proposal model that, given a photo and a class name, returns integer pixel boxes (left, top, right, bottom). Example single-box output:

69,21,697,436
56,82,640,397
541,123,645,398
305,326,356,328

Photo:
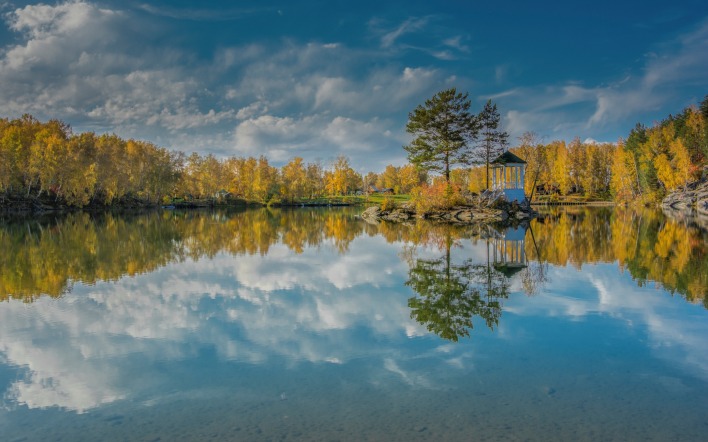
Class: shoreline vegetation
0,94,705,215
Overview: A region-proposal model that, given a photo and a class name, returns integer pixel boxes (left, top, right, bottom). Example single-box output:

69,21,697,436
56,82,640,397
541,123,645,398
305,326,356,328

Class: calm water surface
0,207,707,441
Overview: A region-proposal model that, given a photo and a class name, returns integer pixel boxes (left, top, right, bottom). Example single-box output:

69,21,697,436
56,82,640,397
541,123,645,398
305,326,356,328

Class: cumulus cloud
0,2,448,168
232,113,403,167
226,59,441,166
0,1,237,135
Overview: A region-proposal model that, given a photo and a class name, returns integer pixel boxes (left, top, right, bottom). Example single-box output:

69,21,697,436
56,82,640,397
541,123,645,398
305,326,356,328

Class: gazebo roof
491,151,526,165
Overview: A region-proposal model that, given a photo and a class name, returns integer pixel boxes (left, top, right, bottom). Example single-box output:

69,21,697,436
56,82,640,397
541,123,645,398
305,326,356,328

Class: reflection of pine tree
406,237,510,342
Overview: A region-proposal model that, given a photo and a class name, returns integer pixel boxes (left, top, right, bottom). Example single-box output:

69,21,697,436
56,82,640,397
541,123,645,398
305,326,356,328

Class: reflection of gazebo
491,226,527,277
491,151,527,203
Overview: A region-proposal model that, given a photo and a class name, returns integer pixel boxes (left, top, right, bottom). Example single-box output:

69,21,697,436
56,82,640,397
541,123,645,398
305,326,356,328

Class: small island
362,150,537,225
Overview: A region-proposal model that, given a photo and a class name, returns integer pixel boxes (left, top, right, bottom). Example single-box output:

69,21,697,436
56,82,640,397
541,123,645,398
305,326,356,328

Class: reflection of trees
405,228,511,342
3,206,705,308
0,208,367,302
520,226,549,296
530,207,707,306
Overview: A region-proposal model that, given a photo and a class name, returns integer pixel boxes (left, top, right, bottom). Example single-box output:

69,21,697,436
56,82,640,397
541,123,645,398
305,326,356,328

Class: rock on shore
661,177,708,231
661,177,708,216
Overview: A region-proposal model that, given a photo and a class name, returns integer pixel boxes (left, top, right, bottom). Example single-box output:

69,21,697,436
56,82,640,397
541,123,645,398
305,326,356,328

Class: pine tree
404,88,479,183
476,100,509,189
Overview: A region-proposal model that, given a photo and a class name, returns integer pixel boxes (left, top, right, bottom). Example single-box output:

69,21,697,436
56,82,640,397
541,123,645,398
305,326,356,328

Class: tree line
3,206,704,307
0,115,438,207
404,89,706,203
0,115,381,207
472,99,705,202
1,93,706,208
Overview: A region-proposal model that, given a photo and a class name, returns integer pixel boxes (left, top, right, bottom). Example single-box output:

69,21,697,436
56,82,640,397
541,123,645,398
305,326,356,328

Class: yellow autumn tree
281,157,308,202
325,155,359,195
552,141,571,195
398,164,424,194
610,141,638,202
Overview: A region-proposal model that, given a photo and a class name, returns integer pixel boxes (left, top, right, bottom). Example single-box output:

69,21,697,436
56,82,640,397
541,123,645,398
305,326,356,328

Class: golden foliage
531,207,707,302
410,181,466,214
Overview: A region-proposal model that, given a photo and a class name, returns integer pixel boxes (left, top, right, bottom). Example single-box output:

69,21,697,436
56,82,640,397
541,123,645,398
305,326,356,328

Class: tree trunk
486,162,489,190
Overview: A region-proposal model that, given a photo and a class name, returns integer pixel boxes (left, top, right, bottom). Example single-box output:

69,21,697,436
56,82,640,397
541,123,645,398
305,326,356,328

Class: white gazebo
490,151,527,203
491,226,527,277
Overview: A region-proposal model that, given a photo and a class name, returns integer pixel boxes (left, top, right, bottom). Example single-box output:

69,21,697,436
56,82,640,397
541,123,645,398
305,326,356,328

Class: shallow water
0,207,707,441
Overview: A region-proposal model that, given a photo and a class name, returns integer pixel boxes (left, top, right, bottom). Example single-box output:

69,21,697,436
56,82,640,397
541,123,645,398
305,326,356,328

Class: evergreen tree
476,100,509,189
404,88,479,183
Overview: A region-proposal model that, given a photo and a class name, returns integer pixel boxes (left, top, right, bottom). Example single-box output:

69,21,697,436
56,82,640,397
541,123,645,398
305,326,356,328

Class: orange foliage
410,180,466,213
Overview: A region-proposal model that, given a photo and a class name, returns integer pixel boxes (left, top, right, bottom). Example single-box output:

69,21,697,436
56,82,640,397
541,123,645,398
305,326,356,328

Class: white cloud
0,1,238,134
0,2,447,168
232,113,402,166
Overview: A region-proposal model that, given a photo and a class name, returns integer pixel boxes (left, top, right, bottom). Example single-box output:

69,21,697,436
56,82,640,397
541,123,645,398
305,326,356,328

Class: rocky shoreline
661,176,708,215
661,177,708,231
360,199,537,225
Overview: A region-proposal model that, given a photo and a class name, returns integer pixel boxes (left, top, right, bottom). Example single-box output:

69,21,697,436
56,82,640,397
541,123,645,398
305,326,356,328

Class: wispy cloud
443,35,469,53
370,16,471,60
135,3,275,21
378,16,430,48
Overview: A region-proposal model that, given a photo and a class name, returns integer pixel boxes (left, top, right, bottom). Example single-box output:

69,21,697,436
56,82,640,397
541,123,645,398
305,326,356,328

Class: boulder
361,206,381,219
453,210,473,222
661,177,708,232
662,177,708,210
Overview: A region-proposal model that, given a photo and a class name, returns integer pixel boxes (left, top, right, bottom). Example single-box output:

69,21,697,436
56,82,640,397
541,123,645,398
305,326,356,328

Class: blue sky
1,0,707,171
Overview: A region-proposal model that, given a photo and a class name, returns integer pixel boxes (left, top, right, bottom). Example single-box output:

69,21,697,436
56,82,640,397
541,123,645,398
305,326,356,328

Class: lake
0,206,707,441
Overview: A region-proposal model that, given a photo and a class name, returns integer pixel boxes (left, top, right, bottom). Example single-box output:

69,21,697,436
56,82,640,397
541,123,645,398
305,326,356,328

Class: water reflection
530,207,707,305
1,207,704,305
404,226,514,342
0,207,707,428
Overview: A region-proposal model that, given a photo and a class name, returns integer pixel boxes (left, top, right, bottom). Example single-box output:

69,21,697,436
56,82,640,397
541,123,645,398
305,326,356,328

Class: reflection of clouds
2,234,707,415
505,263,708,381
383,358,432,388
0,234,431,413
231,238,405,292
0,298,125,413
